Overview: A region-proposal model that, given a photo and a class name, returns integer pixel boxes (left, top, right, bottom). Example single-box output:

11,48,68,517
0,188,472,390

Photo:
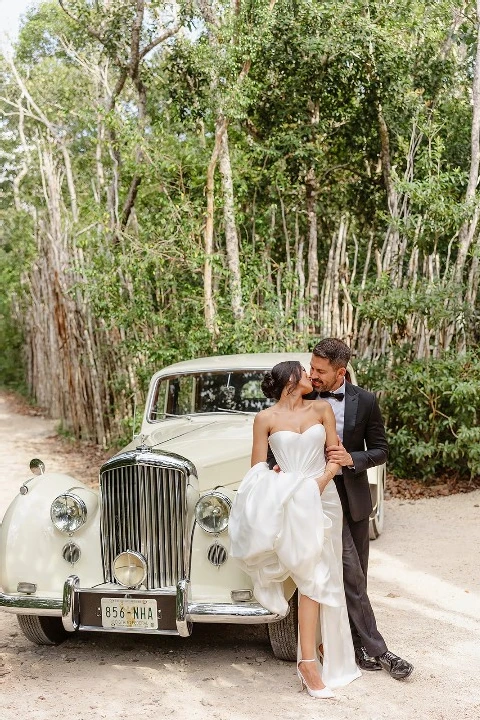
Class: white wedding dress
229,423,361,689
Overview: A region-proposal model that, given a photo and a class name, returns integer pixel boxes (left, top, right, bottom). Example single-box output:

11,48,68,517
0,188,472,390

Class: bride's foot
297,659,334,699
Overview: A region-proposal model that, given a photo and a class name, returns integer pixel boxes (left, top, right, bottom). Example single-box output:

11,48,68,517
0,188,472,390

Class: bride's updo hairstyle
261,361,303,401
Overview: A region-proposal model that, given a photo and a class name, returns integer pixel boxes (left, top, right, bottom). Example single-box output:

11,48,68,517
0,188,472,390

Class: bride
229,360,361,698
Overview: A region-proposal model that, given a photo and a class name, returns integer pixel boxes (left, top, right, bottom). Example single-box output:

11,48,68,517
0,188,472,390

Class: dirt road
0,391,479,720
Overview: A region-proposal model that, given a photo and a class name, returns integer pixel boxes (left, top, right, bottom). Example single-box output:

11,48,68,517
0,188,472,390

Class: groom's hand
326,441,353,468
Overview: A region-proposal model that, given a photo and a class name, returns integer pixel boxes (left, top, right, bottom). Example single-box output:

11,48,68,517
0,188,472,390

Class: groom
269,337,413,680
308,338,413,679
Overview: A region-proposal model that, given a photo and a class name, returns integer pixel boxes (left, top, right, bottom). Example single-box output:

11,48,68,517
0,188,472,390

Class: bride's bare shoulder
304,399,332,420
254,408,273,427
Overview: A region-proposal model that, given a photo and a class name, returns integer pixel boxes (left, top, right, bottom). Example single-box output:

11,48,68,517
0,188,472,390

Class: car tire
267,590,298,661
17,615,70,645
369,467,385,540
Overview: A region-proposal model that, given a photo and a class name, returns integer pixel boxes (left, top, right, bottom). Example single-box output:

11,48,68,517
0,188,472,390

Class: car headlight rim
195,491,232,534
113,550,148,588
50,492,87,533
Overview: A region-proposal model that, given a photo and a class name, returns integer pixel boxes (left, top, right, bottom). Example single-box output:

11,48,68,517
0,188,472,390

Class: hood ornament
136,434,149,451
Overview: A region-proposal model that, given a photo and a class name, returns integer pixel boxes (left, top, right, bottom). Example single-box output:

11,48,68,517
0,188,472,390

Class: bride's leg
298,594,325,690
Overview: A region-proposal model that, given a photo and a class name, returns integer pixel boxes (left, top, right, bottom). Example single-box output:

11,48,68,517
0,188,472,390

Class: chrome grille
100,463,187,589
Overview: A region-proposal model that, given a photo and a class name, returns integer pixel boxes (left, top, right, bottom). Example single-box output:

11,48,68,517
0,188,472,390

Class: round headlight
113,551,147,588
195,492,231,534
50,493,87,533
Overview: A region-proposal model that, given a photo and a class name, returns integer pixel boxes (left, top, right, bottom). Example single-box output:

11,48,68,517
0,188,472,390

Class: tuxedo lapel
342,382,358,449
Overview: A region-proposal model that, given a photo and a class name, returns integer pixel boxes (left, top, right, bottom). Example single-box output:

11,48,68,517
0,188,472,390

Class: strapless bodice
268,423,326,480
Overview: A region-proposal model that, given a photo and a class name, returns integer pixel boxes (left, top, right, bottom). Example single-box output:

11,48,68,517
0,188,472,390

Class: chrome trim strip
187,511,196,580
169,469,176,581
62,574,80,631
120,467,127,553
186,601,285,624
71,586,176,595
100,448,197,479
157,467,166,583
0,592,62,613
175,579,191,637
77,625,180,635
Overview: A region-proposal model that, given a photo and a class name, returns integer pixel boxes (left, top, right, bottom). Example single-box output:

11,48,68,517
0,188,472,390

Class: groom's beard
310,379,336,393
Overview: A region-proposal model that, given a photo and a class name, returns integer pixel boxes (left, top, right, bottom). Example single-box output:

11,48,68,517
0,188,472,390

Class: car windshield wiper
151,411,192,419
152,409,255,418
215,407,255,415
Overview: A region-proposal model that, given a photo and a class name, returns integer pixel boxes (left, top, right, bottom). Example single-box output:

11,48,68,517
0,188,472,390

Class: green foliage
357,352,480,481
1,0,479,452
0,211,35,390
357,274,469,342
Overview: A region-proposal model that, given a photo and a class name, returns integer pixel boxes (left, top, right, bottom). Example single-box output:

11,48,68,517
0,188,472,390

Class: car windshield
149,370,274,419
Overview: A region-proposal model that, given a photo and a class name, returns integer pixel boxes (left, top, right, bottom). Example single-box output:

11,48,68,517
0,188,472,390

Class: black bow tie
319,391,344,401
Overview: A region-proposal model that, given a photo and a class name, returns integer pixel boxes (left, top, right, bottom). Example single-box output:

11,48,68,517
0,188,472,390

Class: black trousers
335,478,388,657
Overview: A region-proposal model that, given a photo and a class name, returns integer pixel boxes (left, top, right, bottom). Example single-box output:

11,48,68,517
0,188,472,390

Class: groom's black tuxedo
267,380,389,657
326,381,388,523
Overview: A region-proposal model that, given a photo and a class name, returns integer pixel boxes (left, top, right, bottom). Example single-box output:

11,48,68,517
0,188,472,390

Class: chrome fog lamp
113,551,147,588
195,492,231,534
50,493,87,533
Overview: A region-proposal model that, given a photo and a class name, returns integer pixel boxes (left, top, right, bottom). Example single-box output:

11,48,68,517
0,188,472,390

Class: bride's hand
316,473,333,494
316,460,339,494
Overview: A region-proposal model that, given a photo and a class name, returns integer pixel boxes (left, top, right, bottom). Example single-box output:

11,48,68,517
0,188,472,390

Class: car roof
154,353,313,378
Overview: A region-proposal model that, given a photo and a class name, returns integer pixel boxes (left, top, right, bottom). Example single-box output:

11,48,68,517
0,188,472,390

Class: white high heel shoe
297,659,335,699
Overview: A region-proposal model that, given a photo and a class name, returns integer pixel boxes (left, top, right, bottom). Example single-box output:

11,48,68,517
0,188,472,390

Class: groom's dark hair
312,338,351,369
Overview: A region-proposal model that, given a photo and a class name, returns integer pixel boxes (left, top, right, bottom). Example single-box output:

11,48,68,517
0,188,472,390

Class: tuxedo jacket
267,381,388,522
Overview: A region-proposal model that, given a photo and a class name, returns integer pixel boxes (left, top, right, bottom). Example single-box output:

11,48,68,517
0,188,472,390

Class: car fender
189,486,253,604
0,473,103,596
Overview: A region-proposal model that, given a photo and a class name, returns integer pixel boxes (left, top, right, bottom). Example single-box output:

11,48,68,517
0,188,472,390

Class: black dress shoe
376,650,414,680
354,646,382,671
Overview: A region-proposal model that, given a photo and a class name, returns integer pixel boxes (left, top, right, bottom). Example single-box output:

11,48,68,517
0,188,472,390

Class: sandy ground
0,391,479,720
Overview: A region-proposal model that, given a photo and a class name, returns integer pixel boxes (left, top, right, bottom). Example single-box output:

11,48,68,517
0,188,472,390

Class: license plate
101,598,158,629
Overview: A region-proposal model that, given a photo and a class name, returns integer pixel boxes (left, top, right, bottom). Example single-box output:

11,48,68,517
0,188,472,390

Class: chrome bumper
0,591,62,615
175,578,283,636
1,577,286,633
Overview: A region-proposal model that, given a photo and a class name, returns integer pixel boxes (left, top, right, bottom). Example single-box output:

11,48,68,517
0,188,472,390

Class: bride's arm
250,411,270,466
315,402,341,493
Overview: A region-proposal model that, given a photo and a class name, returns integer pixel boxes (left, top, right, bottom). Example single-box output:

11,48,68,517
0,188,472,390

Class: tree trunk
306,166,319,329
295,212,305,333
454,0,480,285
218,125,244,321
204,119,226,336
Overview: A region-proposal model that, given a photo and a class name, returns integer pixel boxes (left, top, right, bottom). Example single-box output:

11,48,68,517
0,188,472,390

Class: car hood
126,415,255,492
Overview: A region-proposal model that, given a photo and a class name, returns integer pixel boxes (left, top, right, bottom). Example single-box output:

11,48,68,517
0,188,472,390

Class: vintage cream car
0,353,385,660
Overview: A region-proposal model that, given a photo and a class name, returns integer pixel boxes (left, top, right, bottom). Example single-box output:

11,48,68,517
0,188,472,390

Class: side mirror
20,459,46,495
29,458,46,475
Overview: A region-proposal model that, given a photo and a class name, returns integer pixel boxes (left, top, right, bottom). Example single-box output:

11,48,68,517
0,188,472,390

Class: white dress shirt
319,380,347,474
321,380,346,441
